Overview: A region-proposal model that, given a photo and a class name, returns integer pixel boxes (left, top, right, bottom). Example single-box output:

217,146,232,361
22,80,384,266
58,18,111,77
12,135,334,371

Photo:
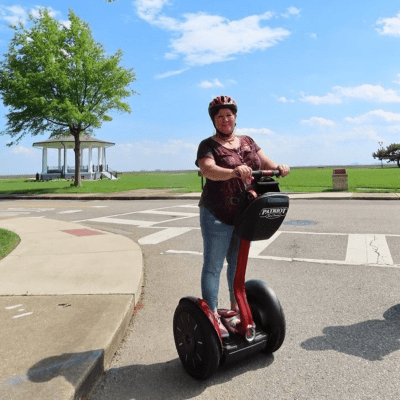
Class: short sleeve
195,138,214,167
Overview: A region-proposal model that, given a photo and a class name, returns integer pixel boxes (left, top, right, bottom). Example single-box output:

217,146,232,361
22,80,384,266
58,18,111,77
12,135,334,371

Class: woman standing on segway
196,95,290,337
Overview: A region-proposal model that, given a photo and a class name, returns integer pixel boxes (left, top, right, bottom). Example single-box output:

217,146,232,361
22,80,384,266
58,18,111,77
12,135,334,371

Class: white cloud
134,0,170,23
11,145,34,155
301,117,336,127
277,96,295,103
155,68,189,79
376,11,400,37
116,139,197,156
345,109,400,124
300,92,342,105
236,127,275,136
301,83,400,104
0,5,28,26
199,79,224,89
0,5,64,28
167,13,290,66
393,74,400,84
134,3,291,67
281,7,301,18
109,139,197,171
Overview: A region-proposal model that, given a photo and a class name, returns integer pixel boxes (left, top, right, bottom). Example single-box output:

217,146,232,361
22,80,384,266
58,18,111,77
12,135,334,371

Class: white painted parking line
139,227,193,245
7,208,54,212
86,217,157,227
136,210,198,217
12,312,33,319
58,210,82,214
249,232,282,257
5,304,22,310
166,249,400,268
346,234,393,265
0,212,30,217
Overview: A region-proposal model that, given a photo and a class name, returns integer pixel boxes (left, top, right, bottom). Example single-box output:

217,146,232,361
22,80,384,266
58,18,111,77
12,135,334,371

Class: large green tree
373,143,400,168
0,8,137,186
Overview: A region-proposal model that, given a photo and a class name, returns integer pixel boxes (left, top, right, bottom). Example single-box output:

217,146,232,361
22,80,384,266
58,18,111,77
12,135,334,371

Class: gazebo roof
32,134,115,149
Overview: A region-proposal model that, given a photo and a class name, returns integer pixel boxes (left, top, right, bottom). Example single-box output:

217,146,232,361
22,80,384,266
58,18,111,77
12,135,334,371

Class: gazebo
32,134,116,180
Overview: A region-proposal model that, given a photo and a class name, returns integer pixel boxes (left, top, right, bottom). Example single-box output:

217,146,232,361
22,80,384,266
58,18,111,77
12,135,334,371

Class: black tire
173,299,221,379
245,279,286,353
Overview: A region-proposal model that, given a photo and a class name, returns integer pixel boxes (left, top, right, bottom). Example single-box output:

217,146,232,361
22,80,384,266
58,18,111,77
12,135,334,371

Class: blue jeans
200,207,241,311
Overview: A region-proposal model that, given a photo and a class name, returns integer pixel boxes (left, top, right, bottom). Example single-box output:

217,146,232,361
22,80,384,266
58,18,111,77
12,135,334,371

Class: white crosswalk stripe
139,228,193,245
78,204,400,268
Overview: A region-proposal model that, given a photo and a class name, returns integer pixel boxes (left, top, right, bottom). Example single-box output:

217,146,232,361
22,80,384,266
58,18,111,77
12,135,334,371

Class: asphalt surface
0,189,399,400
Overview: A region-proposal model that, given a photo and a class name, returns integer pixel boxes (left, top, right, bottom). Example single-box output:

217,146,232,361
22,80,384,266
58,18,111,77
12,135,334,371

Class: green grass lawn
0,167,398,194
0,228,21,260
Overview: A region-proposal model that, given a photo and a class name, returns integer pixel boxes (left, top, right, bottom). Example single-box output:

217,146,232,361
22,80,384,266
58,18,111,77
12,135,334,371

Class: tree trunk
72,130,82,187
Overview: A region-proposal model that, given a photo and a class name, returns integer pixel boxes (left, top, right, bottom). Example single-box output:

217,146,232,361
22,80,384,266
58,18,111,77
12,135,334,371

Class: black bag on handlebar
234,178,289,241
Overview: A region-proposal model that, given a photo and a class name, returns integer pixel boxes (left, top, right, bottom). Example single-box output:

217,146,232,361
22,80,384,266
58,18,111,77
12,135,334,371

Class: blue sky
1,0,400,175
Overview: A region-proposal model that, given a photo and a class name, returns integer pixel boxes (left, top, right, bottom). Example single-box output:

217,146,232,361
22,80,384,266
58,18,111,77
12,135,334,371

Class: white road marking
0,212,30,217
84,217,159,227
136,210,198,217
139,227,193,245
12,312,33,319
166,249,400,268
58,210,82,214
72,204,399,268
346,234,393,265
249,232,282,257
7,208,54,212
5,305,22,310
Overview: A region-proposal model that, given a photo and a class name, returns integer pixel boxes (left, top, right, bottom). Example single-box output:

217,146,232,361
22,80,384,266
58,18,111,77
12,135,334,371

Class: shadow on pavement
28,350,104,399
301,304,400,361
87,352,274,400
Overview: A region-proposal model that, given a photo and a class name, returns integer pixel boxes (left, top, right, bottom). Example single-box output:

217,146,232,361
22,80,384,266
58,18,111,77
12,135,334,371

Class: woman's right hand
233,165,252,182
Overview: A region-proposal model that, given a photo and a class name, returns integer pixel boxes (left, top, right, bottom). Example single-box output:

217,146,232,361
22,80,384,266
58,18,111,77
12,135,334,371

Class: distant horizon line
0,163,395,178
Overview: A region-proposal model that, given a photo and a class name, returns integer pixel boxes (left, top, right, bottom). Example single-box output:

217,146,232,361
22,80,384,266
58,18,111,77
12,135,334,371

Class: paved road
1,199,400,399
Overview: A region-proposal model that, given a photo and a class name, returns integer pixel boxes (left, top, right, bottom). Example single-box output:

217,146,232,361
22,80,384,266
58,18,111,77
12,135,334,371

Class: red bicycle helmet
208,95,238,120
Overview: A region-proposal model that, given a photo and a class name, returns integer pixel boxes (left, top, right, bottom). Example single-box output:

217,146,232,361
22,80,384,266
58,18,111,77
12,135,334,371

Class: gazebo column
88,146,93,174
98,147,102,172
42,147,48,175
58,149,62,172
63,146,67,176
103,147,107,171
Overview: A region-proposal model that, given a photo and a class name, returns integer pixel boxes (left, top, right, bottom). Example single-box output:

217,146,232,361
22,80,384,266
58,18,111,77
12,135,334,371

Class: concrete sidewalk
0,188,399,201
0,217,143,400
0,190,399,400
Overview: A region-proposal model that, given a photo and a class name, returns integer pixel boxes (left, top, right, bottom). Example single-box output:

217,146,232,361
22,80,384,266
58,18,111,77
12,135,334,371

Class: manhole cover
283,219,317,226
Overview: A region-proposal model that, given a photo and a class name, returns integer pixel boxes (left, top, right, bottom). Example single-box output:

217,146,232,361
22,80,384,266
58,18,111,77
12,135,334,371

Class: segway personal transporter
173,170,289,379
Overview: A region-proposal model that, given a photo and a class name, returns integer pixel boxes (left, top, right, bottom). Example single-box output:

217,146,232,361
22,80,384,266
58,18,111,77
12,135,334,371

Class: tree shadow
27,349,274,400
301,304,400,361
27,350,104,398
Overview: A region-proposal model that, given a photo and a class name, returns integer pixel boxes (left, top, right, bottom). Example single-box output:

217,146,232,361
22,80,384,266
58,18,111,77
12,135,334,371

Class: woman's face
214,108,236,135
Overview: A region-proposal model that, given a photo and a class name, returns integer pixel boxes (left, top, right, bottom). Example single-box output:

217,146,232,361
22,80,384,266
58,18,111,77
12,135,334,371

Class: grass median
0,228,21,260
0,166,398,195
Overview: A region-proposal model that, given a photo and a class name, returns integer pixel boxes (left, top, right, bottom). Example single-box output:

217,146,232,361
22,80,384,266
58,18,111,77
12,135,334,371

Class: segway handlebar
251,170,281,178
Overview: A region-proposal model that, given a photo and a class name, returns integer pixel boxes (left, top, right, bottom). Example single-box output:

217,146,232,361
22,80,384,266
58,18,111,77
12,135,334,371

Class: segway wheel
173,299,221,379
245,279,286,353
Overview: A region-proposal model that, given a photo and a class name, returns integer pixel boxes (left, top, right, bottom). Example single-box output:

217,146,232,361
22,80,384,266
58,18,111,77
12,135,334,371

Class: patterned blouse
196,135,261,225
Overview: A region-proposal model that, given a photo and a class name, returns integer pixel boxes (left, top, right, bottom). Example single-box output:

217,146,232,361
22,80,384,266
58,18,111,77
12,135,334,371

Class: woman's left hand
278,164,290,177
